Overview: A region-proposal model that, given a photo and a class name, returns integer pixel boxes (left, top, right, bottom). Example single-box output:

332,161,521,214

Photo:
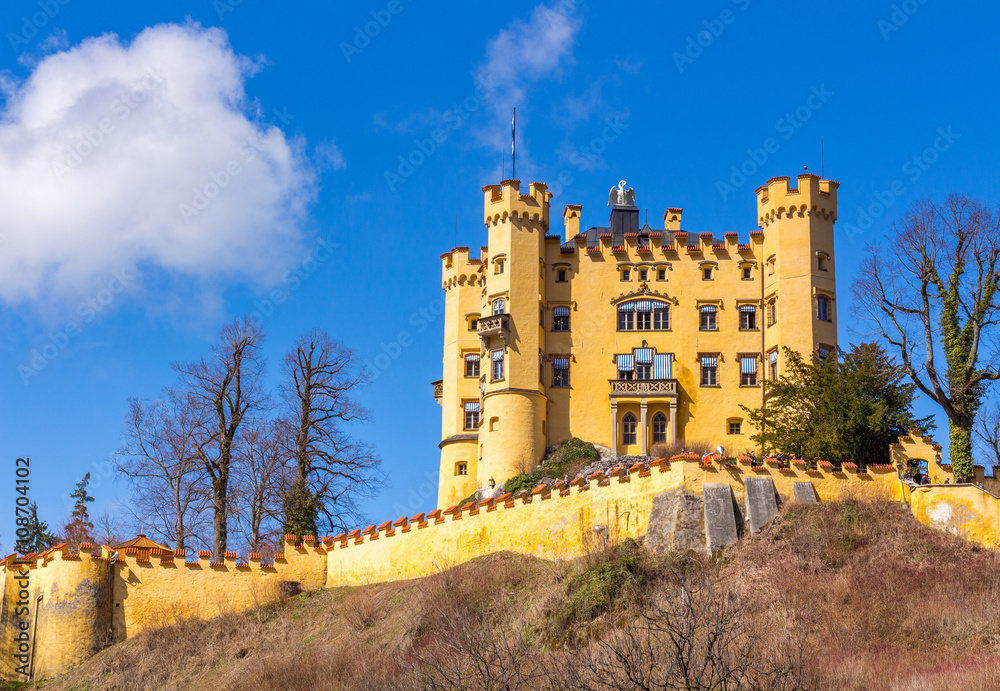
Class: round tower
477,180,550,487
436,247,484,508
756,174,839,371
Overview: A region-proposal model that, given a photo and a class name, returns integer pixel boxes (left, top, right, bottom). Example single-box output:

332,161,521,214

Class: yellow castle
436,174,840,507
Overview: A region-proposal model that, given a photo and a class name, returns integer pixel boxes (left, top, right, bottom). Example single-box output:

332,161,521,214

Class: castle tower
437,246,484,508
756,174,839,372
476,180,550,489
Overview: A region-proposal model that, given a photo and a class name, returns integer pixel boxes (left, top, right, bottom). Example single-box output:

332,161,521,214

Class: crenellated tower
756,174,839,371
476,180,551,491
437,246,485,508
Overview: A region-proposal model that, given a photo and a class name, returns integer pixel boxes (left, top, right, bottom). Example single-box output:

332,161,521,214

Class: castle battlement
482,180,551,229
755,173,839,227
440,245,484,290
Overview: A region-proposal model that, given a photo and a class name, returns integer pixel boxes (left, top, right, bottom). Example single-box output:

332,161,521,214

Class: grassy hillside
27,496,1000,690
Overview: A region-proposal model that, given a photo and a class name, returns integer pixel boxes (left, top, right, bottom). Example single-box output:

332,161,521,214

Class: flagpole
511,107,516,181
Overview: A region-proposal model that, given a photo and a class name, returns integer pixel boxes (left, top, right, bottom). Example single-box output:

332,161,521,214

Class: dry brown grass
39,502,1000,690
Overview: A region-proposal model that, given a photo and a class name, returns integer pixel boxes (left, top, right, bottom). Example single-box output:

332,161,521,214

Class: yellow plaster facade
436,175,840,508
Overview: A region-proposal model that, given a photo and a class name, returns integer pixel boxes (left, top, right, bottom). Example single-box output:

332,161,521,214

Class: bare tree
174,316,266,560
555,566,806,691
230,417,288,553
854,195,1000,480
116,393,211,550
93,506,129,547
280,329,383,536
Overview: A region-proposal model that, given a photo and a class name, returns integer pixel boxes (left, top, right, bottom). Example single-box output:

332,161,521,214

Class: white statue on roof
608,179,635,206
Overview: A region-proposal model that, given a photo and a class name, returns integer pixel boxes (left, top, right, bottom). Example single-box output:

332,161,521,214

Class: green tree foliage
18,502,57,555
62,473,96,548
742,343,931,466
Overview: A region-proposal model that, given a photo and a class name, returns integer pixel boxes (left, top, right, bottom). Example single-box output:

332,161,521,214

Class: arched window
617,300,670,331
493,298,505,315
817,296,831,322
622,413,637,445
652,413,667,443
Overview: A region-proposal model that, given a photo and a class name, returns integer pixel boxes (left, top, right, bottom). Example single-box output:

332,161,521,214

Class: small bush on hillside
501,438,600,497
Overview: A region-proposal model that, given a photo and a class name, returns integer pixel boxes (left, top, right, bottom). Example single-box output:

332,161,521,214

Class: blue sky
1,0,998,548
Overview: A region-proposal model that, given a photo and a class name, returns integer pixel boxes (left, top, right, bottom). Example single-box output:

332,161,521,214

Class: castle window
622,413,637,445
817,295,831,322
556,269,567,283
700,356,718,386
768,349,778,381
740,356,758,386
492,298,505,315
728,421,742,435
456,462,468,476
652,413,667,443
553,306,570,332
742,265,752,280
489,417,499,432
699,305,718,331
469,318,478,331
552,358,570,387
739,305,757,331
767,256,776,276
818,345,833,361
639,269,648,281
703,266,713,280
767,299,777,326
616,353,635,380
464,401,480,430
635,348,654,380
657,268,666,281
617,300,670,331
621,268,631,281
817,252,830,272
465,354,480,378
491,350,505,381
495,259,505,274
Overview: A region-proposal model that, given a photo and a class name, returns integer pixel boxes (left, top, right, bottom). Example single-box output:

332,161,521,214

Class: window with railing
616,350,673,380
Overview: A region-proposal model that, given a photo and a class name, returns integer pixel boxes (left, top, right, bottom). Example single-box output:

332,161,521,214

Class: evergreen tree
62,473,95,548
742,343,932,467
17,502,57,555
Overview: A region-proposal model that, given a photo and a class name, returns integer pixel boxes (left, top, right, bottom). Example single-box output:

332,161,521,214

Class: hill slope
31,498,1000,690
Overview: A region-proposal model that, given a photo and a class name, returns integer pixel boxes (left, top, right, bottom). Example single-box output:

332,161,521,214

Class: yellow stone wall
437,174,841,507
909,484,1000,548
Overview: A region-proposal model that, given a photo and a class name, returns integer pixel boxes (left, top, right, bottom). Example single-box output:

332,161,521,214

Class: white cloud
315,140,346,171
0,23,317,306
473,2,581,158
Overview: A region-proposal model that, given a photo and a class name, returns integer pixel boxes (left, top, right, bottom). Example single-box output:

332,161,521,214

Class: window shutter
634,348,653,364
618,301,633,312
553,306,570,317
700,305,717,314
654,353,672,379
740,356,758,374
739,305,755,314
491,350,504,361
464,401,480,412
553,357,570,369
466,353,480,362
635,300,652,312
701,356,717,367
769,351,778,365
616,354,635,371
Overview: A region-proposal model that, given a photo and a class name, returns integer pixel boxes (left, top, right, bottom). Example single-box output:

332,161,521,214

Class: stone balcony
431,379,443,402
478,313,511,344
609,378,678,398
